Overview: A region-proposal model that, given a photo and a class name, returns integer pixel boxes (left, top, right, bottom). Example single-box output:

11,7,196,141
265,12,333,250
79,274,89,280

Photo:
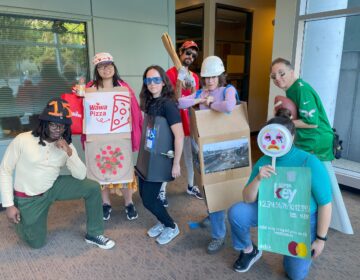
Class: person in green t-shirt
269,57,353,235
270,58,333,160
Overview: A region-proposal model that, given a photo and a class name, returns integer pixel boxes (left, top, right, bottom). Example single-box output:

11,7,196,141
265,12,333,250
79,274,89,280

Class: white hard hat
200,56,225,77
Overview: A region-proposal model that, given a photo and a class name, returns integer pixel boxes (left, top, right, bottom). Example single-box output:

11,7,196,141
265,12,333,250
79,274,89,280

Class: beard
182,58,193,67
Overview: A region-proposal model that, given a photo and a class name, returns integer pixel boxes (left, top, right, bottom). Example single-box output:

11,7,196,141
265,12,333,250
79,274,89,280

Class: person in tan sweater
0,98,115,249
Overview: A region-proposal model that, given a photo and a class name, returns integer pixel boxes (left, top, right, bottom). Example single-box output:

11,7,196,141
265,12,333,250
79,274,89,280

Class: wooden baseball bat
161,32,182,70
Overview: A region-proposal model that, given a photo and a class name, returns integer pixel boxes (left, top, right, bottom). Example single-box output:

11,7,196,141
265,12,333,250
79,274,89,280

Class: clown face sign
257,124,293,158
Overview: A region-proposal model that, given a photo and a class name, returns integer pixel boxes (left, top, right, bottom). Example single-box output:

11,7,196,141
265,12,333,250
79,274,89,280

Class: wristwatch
316,234,328,241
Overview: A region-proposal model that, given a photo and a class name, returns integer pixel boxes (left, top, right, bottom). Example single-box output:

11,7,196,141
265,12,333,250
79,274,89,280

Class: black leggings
138,177,175,228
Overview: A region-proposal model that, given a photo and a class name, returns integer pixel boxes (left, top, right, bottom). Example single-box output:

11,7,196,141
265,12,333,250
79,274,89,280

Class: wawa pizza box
85,133,133,185
189,102,252,213
83,87,131,134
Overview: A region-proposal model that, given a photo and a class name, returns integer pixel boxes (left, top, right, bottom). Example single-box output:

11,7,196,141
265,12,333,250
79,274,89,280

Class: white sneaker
147,222,165,238
156,223,180,245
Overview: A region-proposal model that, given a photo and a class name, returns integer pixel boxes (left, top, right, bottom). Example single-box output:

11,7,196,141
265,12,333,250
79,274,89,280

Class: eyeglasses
185,50,198,59
270,71,286,80
49,122,65,130
144,77,163,85
97,63,114,71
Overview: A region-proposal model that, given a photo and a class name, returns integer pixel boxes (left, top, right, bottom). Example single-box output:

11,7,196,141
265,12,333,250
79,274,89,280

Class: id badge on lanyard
145,126,157,151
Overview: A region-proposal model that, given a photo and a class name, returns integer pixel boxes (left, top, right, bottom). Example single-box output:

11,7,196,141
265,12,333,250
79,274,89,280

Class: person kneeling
0,98,115,249
227,113,332,279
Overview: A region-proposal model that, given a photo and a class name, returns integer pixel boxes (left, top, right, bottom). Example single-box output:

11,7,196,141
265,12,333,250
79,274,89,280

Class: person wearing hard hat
0,98,115,249
85,52,143,222
159,41,202,208
178,56,237,254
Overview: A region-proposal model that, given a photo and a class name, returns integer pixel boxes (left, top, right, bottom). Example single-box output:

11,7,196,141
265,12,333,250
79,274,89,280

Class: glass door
215,4,252,102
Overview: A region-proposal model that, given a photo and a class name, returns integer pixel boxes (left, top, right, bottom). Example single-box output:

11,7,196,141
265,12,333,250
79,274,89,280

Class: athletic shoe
207,238,225,254
158,190,169,207
147,222,165,238
102,204,112,221
233,244,262,272
125,203,138,220
187,185,204,199
156,223,180,245
85,234,115,250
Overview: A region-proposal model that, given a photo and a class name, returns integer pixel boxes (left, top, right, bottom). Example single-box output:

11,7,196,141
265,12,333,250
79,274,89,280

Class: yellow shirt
0,131,87,207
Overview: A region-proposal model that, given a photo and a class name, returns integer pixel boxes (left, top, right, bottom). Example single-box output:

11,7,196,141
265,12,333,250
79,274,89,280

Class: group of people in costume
0,40,353,279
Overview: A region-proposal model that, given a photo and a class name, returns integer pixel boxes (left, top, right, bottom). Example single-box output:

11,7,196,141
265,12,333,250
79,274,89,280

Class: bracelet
316,234,328,241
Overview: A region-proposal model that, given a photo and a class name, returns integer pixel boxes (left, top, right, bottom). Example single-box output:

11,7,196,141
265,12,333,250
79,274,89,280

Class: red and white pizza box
83,88,131,135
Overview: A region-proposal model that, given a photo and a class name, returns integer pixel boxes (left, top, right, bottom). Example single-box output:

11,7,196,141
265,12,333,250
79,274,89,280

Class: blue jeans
209,210,226,239
228,201,317,280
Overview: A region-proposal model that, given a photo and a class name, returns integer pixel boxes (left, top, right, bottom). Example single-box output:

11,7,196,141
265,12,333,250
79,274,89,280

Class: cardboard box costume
189,103,252,212
84,87,133,184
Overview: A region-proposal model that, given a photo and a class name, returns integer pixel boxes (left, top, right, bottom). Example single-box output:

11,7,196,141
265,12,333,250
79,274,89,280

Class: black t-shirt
146,97,181,126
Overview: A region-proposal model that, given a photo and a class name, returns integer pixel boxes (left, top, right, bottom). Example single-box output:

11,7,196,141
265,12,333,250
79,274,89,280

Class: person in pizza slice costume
0,98,115,249
85,52,143,222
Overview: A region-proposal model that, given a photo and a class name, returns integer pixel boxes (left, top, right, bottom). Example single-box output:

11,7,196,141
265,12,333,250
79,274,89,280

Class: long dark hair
92,63,123,89
139,65,175,113
32,120,72,146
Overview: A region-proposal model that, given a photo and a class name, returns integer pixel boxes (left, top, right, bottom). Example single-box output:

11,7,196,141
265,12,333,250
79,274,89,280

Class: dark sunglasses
144,77,163,85
185,50,198,59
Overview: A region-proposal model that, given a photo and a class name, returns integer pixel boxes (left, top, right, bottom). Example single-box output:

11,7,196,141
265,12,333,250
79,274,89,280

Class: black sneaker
103,204,112,221
187,185,204,200
85,234,115,249
158,190,168,207
233,244,262,272
125,203,138,220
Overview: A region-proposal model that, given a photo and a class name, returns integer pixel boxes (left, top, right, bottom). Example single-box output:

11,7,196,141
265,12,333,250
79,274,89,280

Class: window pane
301,0,360,15
0,15,89,139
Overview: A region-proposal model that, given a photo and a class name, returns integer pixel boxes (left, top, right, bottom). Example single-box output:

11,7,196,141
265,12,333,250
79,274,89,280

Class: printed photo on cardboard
203,138,249,174
191,137,201,173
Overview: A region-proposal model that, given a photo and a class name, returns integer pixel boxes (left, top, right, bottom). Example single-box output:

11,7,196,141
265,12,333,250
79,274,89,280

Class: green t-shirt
246,147,332,213
286,79,334,161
